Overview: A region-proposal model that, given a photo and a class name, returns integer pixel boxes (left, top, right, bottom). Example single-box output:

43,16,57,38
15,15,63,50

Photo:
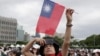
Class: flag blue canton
40,0,55,18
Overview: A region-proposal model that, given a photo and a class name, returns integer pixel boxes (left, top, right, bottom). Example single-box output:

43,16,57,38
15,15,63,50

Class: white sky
0,0,100,40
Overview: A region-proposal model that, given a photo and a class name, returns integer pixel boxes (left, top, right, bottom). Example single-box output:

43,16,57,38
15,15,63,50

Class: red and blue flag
36,0,65,35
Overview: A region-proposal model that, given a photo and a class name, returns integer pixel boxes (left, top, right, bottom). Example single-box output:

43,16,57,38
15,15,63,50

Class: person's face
44,44,55,55
8,52,15,56
95,52,99,56
70,50,75,54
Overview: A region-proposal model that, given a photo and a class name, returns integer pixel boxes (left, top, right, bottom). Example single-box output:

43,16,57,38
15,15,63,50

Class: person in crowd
76,50,81,56
22,8,74,56
0,47,2,56
95,52,100,56
80,50,87,56
68,49,76,56
8,49,21,56
1,47,8,56
92,51,100,56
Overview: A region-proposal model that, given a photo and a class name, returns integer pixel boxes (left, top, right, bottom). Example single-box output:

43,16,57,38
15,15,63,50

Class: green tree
16,41,28,45
80,34,100,48
54,36,63,47
85,34,96,46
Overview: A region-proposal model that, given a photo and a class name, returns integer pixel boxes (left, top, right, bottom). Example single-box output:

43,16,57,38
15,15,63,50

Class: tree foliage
16,41,28,45
79,34,100,48
54,36,63,47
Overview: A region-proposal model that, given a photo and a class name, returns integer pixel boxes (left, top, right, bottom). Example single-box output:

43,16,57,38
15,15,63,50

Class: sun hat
39,36,59,56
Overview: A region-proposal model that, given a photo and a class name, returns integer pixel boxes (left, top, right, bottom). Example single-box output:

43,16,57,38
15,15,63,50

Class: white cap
33,44,40,49
16,44,20,47
10,44,15,47
21,44,25,48
93,49,100,53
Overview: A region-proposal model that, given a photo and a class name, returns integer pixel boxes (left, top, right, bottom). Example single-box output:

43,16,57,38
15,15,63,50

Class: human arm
21,38,45,56
61,8,74,56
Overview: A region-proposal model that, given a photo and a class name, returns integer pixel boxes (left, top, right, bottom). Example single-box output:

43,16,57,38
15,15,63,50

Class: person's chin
46,53,55,56
46,51,55,54
46,52,53,54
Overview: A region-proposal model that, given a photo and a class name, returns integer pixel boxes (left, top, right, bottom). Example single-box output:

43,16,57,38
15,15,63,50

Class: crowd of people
0,44,40,56
0,45,100,56
0,46,22,56
0,9,100,56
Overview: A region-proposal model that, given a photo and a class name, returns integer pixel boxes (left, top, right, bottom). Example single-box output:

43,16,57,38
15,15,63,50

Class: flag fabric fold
36,0,65,35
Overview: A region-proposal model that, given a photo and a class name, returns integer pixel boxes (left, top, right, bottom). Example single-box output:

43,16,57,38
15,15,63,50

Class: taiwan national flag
36,0,65,35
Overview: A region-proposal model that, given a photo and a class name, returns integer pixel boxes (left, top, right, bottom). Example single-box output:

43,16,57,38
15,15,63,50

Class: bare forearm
62,26,72,56
64,21,72,44
22,39,35,53
65,25,72,42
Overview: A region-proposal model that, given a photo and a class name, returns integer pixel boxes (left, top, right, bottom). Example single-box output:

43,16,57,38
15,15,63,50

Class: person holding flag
22,1,74,56
22,8,74,56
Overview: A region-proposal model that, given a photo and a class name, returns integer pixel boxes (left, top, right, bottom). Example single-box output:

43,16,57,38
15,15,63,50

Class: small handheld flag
36,0,65,35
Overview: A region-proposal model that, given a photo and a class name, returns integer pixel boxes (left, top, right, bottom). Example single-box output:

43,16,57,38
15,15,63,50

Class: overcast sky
0,0,100,40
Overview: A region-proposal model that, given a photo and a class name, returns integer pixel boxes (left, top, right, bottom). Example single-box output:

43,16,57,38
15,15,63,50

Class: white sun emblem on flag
44,4,51,13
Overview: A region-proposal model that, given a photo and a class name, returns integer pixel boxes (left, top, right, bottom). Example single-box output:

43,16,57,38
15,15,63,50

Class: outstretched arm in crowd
61,8,74,56
22,38,45,56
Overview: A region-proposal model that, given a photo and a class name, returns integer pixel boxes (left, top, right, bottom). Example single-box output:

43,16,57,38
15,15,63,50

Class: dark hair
92,52,100,56
10,50,21,56
4,47,7,51
39,36,59,56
